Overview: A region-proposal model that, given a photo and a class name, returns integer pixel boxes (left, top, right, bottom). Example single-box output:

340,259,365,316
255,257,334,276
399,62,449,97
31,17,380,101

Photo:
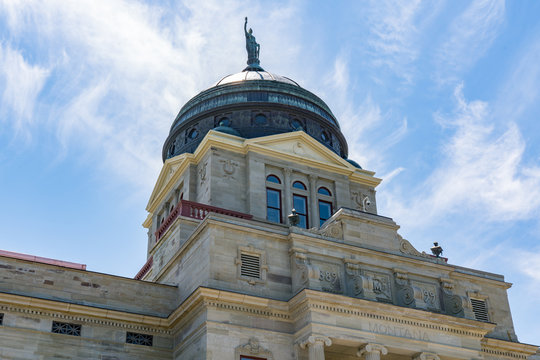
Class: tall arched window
318,187,333,226
292,181,308,228
266,175,282,223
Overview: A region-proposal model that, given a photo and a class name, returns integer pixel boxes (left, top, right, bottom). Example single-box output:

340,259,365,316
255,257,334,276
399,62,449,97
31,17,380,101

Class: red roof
0,249,86,270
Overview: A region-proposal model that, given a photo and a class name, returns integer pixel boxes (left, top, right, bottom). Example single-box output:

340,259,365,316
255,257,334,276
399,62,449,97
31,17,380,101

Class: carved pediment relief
398,235,430,259
235,338,273,360
248,132,353,169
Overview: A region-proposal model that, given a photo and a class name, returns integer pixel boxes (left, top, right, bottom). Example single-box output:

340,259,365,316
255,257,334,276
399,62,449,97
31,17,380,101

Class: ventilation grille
471,299,489,322
240,253,261,279
52,321,81,336
126,332,153,346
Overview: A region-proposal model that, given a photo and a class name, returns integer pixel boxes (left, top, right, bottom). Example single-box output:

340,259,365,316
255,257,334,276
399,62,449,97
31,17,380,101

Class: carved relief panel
317,262,343,294
363,270,392,302
410,281,440,311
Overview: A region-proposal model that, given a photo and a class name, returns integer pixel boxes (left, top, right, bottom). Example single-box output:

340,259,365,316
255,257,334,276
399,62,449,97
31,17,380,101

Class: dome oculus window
254,114,267,125
218,117,231,127
321,131,331,143
291,119,303,130
188,128,199,139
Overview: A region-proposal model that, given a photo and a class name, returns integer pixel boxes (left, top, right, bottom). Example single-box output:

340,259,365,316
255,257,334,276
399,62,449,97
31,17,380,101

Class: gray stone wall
0,256,177,316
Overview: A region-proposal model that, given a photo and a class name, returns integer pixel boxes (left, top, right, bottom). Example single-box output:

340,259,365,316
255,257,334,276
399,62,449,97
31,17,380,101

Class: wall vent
471,298,489,322
52,321,81,336
126,332,153,346
240,253,261,279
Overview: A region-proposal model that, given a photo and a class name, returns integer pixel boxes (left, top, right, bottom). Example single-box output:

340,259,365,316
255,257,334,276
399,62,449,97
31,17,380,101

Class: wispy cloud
495,35,540,124
364,0,443,84
435,0,505,84
383,84,540,227
0,0,300,196
0,43,50,138
322,54,408,178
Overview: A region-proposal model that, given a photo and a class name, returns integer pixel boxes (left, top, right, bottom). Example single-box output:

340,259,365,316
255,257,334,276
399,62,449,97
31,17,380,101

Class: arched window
318,187,331,196
317,186,333,226
292,180,308,228
266,175,281,184
266,175,282,223
292,181,306,190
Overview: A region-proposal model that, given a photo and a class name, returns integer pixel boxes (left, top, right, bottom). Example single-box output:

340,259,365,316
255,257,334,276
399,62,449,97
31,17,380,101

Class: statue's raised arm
243,17,263,71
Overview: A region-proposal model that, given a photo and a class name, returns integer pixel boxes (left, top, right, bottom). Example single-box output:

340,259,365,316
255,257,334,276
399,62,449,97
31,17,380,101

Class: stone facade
0,69,538,360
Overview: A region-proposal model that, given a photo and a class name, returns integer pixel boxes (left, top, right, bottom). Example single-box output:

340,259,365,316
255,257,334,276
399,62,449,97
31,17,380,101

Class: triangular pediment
146,154,191,212
246,131,353,169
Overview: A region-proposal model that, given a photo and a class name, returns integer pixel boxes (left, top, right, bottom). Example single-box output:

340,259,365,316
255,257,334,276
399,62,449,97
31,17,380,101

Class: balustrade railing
154,200,252,242
134,256,153,280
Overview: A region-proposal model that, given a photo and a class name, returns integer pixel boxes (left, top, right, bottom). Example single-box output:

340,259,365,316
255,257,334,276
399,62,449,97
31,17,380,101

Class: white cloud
495,36,540,123
435,0,505,84
365,0,443,84
383,84,540,227
0,43,50,137
0,0,300,195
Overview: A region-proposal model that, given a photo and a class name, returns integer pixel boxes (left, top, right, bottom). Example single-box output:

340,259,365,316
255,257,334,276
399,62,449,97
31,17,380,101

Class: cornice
288,289,495,339
0,292,169,334
146,130,381,214
481,338,539,358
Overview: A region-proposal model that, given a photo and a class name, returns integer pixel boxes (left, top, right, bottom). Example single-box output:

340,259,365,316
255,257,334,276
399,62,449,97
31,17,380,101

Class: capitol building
0,20,538,360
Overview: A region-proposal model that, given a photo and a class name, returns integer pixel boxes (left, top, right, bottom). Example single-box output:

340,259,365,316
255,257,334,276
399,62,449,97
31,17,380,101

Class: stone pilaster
357,343,388,360
299,335,332,360
309,174,318,227
284,168,292,217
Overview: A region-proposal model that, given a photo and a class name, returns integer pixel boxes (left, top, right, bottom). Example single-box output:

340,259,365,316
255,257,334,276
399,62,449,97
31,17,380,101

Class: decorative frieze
410,281,440,311
317,262,342,294
440,278,465,317
394,269,415,308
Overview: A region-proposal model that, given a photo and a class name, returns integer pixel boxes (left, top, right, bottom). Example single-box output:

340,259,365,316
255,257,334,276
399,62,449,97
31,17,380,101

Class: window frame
318,199,333,226
316,186,334,227
293,193,309,228
266,174,283,224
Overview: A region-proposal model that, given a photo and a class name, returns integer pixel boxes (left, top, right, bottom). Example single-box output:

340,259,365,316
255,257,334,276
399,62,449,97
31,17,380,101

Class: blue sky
1,0,539,344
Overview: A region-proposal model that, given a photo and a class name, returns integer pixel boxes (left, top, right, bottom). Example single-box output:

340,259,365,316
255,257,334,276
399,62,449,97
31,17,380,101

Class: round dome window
188,128,199,139
291,119,303,130
321,131,330,143
218,117,231,127
254,114,267,125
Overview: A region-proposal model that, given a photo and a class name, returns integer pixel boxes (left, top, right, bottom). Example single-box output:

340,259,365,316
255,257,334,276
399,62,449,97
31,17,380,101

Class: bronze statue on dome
244,17,263,71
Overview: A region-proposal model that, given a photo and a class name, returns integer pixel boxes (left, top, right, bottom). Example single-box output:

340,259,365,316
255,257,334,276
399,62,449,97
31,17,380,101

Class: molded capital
299,335,332,349
357,343,388,360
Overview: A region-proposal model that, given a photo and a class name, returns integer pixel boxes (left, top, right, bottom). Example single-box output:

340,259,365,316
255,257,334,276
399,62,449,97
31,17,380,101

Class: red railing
154,200,253,242
134,256,153,280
